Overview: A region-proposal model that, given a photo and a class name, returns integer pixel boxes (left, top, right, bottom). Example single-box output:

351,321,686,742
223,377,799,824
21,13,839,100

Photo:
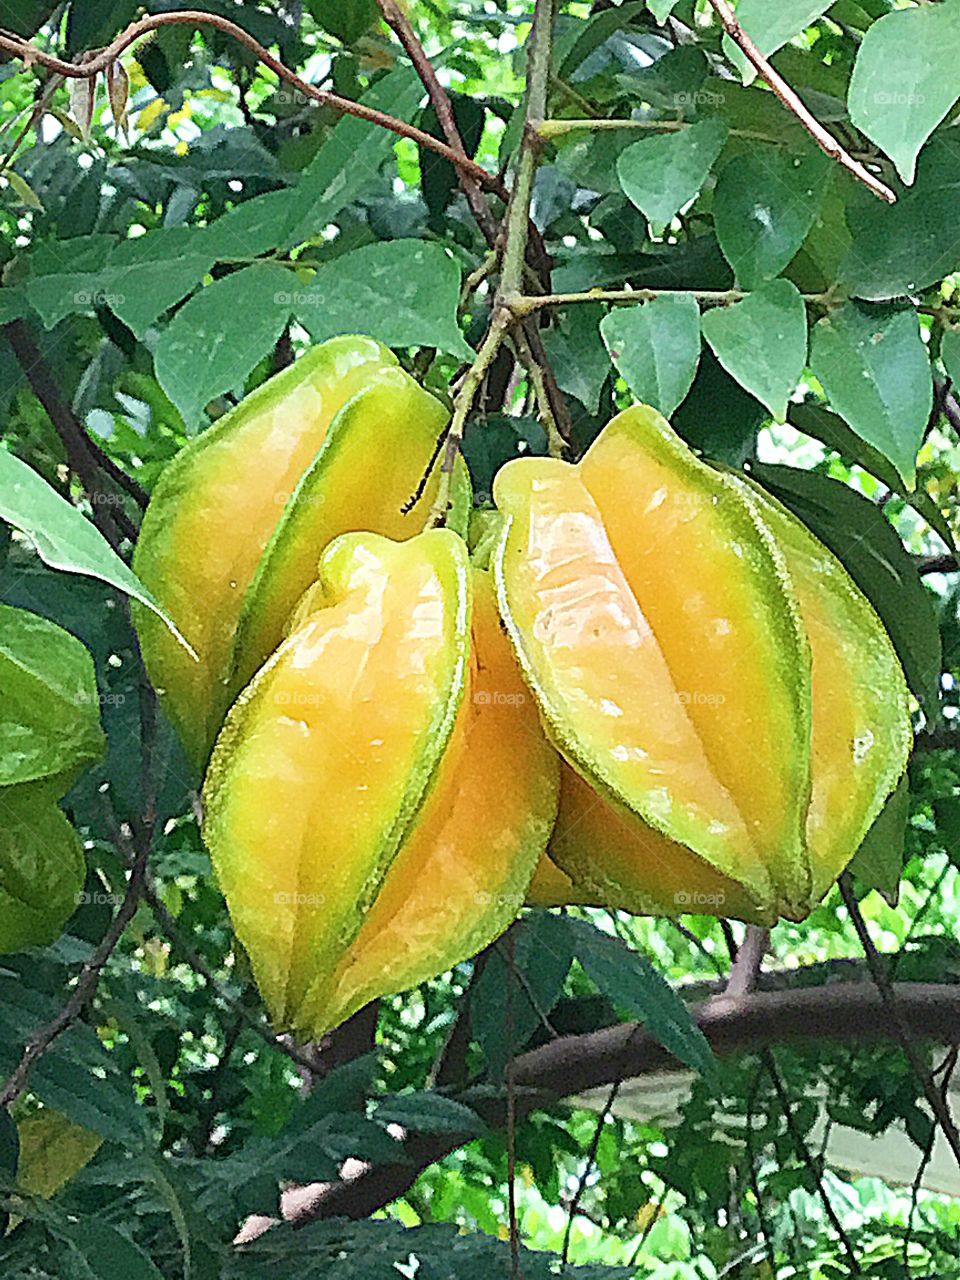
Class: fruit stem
428,0,559,525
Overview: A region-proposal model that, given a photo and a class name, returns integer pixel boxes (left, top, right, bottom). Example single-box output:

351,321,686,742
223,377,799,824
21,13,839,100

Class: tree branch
274,980,960,1232
0,11,503,195
704,0,895,204
839,874,960,1172
4,318,139,545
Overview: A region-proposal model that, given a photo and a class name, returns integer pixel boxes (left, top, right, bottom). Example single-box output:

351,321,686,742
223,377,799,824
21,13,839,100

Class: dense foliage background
2,1,960,1276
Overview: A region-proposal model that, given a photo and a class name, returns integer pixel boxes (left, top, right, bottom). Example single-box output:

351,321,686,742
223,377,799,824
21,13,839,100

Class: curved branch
271,980,960,1232
0,11,502,194
704,0,896,204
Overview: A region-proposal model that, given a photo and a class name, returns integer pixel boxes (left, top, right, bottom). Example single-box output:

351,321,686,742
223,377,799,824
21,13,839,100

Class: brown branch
274,980,960,1231
375,0,570,445
0,11,503,195
918,554,959,575
839,874,960,1171
4,318,138,545
704,0,895,204
0,824,151,1108
723,925,769,998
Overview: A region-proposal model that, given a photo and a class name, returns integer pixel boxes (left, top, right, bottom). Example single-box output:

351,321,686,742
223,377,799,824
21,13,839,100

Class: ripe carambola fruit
0,786,85,953
202,532,556,1038
301,569,560,1034
494,404,910,924
133,337,469,769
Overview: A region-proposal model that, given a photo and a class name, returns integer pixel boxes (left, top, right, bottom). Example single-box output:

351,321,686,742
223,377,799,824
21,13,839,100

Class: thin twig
0,11,503,195
903,1046,958,1271
5,318,136,546
724,927,769,999
763,1047,860,1273
0,808,153,1109
704,0,894,203
508,286,833,316
561,1081,619,1265
839,873,960,1172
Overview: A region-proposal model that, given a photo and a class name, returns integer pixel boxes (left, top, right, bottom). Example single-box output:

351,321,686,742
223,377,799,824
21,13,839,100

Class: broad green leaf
59,1219,165,1280
934,794,960,870
648,0,679,21
106,229,215,339
600,293,701,416
0,450,192,652
15,1109,103,1200
789,402,900,491
750,462,941,709
941,327,960,391
153,261,293,429
294,241,473,360
700,280,807,421
307,0,378,43
564,918,713,1077
617,118,727,227
848,777,909,906
841,140,960,301
674,347,766,468
471,914,573,1079
0,604,105,789
541,303,610,413
0,287,29,324
0,788,85,954
374,1093,488,1138
848,0,960,184
0,1106,17,1236
714,147,829,288
809,304,931,489
723,1,833,86
283,66,423,246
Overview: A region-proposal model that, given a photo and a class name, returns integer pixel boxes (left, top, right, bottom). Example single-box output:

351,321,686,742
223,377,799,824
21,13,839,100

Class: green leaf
648,0,679,21
600,293,701,416
0,450,192,653
283,66,423,247
848,0,960,185
841,140,960,301
307,0,378,43
934,794,960,870
809,304,931,489
0,604,105,789
153,261,293,429
714,147,829,288
564,918,713,1077
541,304,610,414
294,241,473,360
723,1,833,85
750,462,941,709
0,789,86,954
471,914,573,1079
789,402,900,491
59,1219,165,1280
616,118,727,227
941,327,960,390
14,1109,103,1200
105,229,215,340
700,280,807,421
0,1105,17,1235
848,776,909,906
374,1092,488,1137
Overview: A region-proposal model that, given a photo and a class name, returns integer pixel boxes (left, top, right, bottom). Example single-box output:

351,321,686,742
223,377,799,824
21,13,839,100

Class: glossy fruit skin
494,404,911,924
135,336,397,768
313,568,559,1033
202,530,470,1035
229,364,471,701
